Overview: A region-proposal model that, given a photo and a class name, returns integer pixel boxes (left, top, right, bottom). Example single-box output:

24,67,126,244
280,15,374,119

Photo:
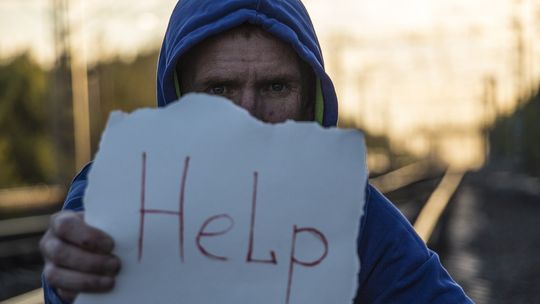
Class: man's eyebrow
195,72,302,86
195,75,241,87
257,72,302,83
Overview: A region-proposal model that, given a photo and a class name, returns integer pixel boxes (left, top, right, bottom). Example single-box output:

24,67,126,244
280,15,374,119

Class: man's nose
235,88,259,116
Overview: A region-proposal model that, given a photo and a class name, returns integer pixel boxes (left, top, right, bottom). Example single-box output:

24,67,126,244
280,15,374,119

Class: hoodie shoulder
356,184,472,303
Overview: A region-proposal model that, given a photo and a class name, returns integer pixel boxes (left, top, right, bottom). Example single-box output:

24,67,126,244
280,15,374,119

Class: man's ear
176,63,188,94
304,94,315,121
174,69,182,98
176,50,197,94
302,72,317,121
298,59,317,121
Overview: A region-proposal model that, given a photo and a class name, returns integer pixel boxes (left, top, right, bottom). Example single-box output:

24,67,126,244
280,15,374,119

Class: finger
56,289,78,302
50,211,114,253
43,263,115,293
39,229,54,256
42,236,121,276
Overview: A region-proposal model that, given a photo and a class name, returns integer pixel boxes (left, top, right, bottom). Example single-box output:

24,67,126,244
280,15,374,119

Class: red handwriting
179,156,190,262
136,152,329,303
137,152,146,262
247,172,277,264
196,214,235,261
138,152,190,262
286,226,329,304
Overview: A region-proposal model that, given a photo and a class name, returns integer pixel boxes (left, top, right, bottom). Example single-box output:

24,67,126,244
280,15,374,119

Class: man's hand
40,211,121,302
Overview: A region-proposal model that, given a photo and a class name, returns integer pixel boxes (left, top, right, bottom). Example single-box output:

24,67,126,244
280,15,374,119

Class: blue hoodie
44,0,472,303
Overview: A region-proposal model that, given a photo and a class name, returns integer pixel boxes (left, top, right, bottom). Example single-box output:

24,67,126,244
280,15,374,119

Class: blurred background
0,0,539,303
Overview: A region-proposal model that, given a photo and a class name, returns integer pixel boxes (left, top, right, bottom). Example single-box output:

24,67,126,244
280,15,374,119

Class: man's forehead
190,24,289,54
178,23,300,73
220,23,273,40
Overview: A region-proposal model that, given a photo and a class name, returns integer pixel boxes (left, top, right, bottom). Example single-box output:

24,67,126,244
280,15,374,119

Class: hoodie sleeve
42,164,91,304
355,185,473,303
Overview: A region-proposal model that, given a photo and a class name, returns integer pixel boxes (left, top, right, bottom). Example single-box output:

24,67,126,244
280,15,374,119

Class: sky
1,0,539,169
0,0,512,64
0,0,178,64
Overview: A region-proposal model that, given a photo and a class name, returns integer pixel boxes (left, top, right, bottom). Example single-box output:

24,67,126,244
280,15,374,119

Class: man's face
178,25,314,123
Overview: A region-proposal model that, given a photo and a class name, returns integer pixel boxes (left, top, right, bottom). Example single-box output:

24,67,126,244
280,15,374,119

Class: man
40,0,473,303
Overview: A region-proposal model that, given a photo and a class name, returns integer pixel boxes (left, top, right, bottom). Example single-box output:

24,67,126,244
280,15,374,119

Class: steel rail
369,160,443,194
413,168,465,243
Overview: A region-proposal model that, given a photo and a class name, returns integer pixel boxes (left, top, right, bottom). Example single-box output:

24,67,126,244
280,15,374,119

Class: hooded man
40,1,473,303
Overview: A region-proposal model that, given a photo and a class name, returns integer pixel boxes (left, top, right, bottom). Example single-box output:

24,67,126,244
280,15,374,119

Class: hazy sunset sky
0,0,510,64
1,0,537,168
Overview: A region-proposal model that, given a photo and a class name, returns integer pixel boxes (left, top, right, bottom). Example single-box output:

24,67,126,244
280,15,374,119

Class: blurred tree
489,88,540,176
0,53,55,187
339,115,418,174
88,51,158,151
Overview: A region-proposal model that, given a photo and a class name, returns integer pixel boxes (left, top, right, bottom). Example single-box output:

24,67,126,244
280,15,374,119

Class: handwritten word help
137,152,328,304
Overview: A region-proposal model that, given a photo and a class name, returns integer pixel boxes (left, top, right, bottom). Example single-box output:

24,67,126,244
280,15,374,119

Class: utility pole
482,75,498,162
50,0,91,181
50,0,74,183
512,0,525,167
534,0,540,88
69,0,91,170
512,0,526,102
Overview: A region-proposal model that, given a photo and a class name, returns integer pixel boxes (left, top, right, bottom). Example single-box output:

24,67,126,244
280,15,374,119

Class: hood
156,0,338,127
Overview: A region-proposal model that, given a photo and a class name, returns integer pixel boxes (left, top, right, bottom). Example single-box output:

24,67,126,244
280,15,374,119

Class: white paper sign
76,94,367,304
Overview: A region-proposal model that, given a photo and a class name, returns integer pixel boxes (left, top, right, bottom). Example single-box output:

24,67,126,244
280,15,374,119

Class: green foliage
0,53,54,187
489,89,540,176
89,51,158,149
0,50,161,187
339,115,418,172
522,96,540,172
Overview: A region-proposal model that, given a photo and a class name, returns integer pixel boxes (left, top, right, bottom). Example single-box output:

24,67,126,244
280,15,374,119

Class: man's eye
210,86,226,95
270,83,285,92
